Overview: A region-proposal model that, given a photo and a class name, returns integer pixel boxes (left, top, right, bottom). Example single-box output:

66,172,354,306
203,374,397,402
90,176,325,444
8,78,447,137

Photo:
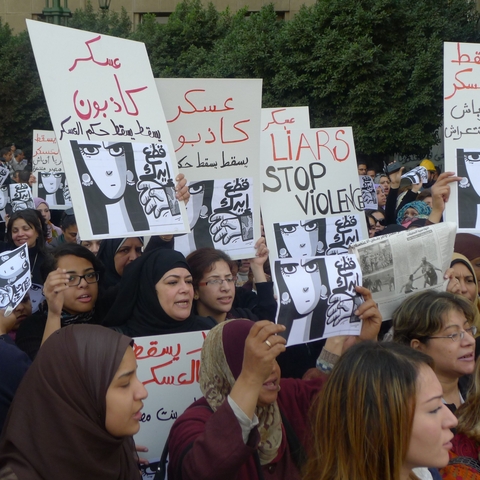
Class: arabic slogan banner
133,330,206,479
32,130,72,209
261,107,311,133
9,184,34,212
261,126,367,258
26,20,189,240
155,79,262,259
444,42,480,232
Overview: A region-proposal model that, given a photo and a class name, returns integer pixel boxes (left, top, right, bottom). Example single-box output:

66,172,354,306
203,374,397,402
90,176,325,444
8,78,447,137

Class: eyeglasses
67,272,100,287
198,277,236,287
427,326,477,342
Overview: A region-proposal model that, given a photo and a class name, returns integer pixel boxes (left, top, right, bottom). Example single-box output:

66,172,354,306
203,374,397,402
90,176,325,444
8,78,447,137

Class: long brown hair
303,342,432,480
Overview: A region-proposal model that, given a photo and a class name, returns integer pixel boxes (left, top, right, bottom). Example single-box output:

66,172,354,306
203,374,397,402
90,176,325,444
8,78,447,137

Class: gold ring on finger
265,339,272,348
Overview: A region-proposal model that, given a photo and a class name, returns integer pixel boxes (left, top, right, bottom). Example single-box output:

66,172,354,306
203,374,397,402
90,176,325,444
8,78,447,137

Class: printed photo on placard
273,254,363,346
70,140,181,236
0,244,31,311
273,214,361,258
175,177,254,256
9,184,34,212
457,148,480,229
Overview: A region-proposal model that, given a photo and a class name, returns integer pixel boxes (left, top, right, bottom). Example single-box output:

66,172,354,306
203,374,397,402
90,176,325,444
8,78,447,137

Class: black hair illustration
457,148,480,229
38,172,66,206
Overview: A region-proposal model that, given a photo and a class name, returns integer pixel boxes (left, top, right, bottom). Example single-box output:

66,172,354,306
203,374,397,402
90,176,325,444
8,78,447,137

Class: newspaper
348,222,457,321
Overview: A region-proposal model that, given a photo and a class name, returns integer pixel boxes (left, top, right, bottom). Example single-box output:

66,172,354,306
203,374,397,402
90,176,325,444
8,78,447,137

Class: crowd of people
0,146,479,480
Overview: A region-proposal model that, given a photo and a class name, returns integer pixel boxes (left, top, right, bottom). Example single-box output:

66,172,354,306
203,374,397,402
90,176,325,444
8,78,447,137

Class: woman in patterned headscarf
167,319,327,480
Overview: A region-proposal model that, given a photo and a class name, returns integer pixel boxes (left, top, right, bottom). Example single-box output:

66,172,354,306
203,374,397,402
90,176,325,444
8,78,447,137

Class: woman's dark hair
186,248,235,288
41,243,104,281
416,189,432,202
60,212,76,231
7,209,47,252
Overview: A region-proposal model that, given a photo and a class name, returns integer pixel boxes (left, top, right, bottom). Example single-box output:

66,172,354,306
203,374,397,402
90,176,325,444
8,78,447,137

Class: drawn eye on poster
0,166,9,187
456,148,480,228
272,254,363,346
32,130,72,209
0,244,31,313
273,214,361,258
0,186,9,221
359,175,377,210
174,177,254,256
69,140,181,236
9,184,34,212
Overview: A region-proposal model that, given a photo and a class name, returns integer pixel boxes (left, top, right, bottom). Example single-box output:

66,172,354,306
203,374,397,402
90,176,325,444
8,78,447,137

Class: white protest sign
133,330,207,478
401,166,428,186
0,166,9,187
261,107,310,132
155,78,262,259
444,42,480,232
32,130,72,209
9,184,34,212
0,244,31,313
261,127,367,260
272,254,363,346
27,20,189,239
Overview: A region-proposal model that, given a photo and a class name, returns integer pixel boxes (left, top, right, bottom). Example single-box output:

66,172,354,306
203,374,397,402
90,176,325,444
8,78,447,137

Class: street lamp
98,0,112,10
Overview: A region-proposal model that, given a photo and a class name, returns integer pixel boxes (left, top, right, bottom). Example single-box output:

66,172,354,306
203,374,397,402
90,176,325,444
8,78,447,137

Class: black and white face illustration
464,150,480,196
41,172,63,194
280,258,325,315
77,142,127,200
0,254,27,280
276,220,323,257
187,182,208,228
0,186,8,210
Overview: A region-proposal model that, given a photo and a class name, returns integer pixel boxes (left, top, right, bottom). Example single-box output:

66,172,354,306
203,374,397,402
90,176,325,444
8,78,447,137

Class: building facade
1,0,316,33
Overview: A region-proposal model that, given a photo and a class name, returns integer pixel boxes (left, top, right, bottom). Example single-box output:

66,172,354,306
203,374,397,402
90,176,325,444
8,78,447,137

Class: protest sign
0,244,31,313
9,184,34,212
272,254,363,346
261,126,367,259
261,107,310,132
0,166,9,187
133,330,206,479
32,130,72,209
444,42,480,232
27,20,189,239
155,78,262,259
360,175,377,210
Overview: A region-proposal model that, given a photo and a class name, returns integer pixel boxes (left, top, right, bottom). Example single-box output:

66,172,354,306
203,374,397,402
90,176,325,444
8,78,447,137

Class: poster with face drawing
272,254,363,346
0,244,31,312
444,42,480,231
261,126,368,261
273,214,361,258
32,130,72,209
0,185,9,221
0,166,9,187
174,177,254,257
155,79,262,259
9,184,34,212
360,175,377,210
26,21,189,239
70,140,181,235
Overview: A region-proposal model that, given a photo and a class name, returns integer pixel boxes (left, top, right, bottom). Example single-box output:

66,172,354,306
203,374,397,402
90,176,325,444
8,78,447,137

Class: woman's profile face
415,309,475,380
451,262,478,303
379,176,390,195
78,142,127,200
41,172,62,194
196,260,235,318
376,186,386,207
403,365,456,473
36,202,51,222
281,259,322,316
105,347,148,437
155,267,194,321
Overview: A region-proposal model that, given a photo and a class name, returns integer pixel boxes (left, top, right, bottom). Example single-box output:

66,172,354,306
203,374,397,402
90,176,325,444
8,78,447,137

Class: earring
59,183,64,189
194,293,199,300
281,292,291,305
126,170,135,186
81,173,93,187
459,177,470,189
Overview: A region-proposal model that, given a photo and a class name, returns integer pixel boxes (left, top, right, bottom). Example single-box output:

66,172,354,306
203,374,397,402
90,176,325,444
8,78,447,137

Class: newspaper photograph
349,222,457,320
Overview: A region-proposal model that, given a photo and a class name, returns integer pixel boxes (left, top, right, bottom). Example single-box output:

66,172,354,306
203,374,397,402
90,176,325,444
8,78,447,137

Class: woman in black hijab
102,249,215,336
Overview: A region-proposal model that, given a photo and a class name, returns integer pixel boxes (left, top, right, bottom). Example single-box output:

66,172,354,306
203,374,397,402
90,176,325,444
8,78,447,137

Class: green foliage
1,0,480,158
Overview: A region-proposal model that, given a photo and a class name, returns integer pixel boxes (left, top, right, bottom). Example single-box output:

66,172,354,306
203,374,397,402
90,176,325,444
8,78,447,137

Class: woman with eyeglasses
365,209,386,234
15,243,108,360
101,249,215,337
392,290,476,412
186,239,277,324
